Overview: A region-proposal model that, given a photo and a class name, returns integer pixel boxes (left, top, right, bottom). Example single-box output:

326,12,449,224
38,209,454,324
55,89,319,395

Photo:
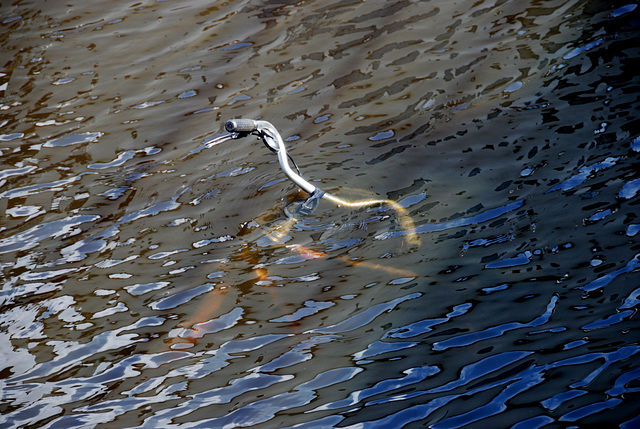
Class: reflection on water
1,0,639,427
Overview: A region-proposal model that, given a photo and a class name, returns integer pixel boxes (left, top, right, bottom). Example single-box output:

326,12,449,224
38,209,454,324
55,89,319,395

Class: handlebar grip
225,119,258,133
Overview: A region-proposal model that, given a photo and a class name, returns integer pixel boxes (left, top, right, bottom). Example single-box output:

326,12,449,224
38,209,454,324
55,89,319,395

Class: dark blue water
1,1,639,428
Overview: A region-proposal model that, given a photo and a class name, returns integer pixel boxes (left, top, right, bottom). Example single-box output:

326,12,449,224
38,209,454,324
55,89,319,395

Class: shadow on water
1,0,640,428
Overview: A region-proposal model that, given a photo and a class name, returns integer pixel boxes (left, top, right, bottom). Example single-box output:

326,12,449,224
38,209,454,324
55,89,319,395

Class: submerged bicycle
224,118,420,247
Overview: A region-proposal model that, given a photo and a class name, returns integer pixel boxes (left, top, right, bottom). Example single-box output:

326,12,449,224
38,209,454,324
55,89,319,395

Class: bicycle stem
225,119,318,196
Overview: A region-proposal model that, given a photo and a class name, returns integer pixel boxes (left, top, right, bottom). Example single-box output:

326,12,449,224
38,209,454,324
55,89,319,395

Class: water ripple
1,1,638,427
0,214,100,254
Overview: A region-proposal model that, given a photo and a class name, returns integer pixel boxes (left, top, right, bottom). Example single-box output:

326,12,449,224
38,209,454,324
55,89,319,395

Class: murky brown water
1,1,639,428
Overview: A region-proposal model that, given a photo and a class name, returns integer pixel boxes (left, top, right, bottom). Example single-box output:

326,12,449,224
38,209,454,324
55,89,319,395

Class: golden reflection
169,285,230,349
167,190,419,350
171,116,422,349
322,192,420,247
286,243,417,278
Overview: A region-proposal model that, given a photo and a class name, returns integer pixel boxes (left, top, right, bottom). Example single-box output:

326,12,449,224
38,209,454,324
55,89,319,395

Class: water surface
1,1,639,428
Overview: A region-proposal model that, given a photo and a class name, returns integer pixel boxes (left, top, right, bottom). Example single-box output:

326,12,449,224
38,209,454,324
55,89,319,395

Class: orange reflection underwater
167,195,419,350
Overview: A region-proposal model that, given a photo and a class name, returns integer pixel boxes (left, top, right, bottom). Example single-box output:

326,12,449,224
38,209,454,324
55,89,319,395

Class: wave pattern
1,0,639,428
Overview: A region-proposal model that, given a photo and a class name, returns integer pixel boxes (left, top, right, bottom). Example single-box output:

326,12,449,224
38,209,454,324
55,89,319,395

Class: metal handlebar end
225,119,258,133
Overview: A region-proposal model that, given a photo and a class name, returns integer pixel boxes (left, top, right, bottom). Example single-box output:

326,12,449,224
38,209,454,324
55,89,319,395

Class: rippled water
1,1,639,428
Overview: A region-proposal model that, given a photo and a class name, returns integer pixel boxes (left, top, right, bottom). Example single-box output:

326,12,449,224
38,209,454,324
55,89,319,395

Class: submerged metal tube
224,118,420,246
225,119,258,133
225,119,317,195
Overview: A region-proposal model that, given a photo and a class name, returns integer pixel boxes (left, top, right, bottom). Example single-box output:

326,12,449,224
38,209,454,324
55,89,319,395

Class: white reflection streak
432,296,559,351
0,215,100,254
9,316,165,383
306,292,422,335
375,199,525,240
0,172,97,199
